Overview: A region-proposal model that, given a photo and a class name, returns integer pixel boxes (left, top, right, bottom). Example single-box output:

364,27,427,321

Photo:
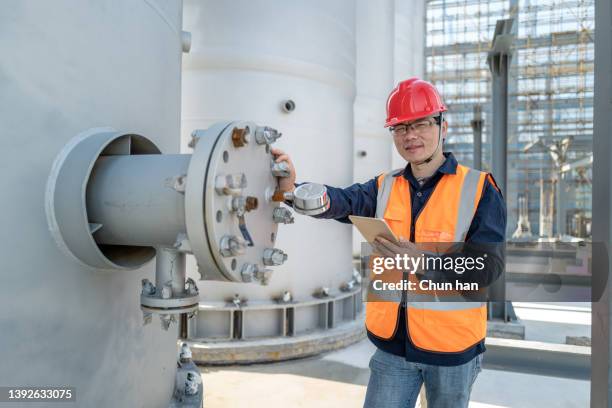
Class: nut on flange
263,248,288,266
231,127,251,148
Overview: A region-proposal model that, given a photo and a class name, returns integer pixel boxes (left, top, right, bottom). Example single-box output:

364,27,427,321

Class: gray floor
200,302,591,407
513,302,591,344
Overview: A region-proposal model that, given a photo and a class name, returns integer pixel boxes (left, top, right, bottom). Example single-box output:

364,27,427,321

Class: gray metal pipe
86,154,190,247
156,247,187,296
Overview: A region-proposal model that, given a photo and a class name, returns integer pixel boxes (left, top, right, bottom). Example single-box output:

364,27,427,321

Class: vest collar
395,152,458,185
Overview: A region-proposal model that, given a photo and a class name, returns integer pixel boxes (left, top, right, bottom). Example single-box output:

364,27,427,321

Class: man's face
390,115,447,163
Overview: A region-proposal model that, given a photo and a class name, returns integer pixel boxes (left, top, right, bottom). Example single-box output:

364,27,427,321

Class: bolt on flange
262,248,287,266
231,127,251,148
271,160,291,177
219,235,247,257
273,207,294,224
254,126,281,145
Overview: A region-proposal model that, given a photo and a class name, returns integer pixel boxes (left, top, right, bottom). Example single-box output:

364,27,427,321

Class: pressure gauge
288,183,330,216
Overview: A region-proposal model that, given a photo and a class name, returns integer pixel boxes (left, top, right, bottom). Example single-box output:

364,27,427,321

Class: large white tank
182,0,360,359
352,0,396,254
391,0,427,169
0,1,185,406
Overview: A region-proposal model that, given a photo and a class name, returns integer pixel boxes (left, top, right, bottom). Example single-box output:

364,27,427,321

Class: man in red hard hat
385,77,448,165
273,77,506,408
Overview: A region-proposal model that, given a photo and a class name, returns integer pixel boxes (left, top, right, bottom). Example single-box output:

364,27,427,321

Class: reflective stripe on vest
365,164,488,353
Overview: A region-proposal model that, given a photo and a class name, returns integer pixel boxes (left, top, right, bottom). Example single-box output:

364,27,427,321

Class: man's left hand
372,237,421,259
372,236,428,276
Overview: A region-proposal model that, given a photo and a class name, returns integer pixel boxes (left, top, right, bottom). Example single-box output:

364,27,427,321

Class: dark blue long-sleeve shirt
311,152,507,366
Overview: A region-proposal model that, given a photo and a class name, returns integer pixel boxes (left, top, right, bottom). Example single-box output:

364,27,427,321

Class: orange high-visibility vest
365,164,489,353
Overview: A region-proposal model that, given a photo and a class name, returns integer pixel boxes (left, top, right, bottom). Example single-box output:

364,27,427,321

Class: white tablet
348,215,400,244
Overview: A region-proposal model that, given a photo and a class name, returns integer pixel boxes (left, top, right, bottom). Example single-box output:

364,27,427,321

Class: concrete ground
513,302,591,344
200,302,591,407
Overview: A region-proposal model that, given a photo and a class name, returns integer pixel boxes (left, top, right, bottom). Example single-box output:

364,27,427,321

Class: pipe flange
140,293,200,309
140,303,199,316
185,121,281,282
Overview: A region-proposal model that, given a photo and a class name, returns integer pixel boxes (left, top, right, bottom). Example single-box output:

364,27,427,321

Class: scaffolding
425,0,594,239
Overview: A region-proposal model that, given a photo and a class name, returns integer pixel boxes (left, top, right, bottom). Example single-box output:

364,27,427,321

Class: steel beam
590,0,612,406
487,18,517,322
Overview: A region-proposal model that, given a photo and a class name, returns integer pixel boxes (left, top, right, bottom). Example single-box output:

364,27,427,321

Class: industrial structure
426,0,594,241
1,0,608,407
0,1,375,405
181,0,364,364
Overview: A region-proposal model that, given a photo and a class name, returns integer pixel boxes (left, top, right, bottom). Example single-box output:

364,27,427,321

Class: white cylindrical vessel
391,0,427,169
182,0,360,352
0,1,183,406
353,0,396,254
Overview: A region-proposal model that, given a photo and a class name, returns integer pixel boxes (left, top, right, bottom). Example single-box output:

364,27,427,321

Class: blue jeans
363,348,483,408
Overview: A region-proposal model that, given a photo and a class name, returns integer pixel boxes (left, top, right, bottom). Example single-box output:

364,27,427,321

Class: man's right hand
270,148,296,193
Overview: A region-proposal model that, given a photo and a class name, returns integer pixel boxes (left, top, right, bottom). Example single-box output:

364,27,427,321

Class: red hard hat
385,77,447,127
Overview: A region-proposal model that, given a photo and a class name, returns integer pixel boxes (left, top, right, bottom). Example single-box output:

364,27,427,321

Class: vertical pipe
180,314,188,339
155,247,186,296
590,0,612,405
